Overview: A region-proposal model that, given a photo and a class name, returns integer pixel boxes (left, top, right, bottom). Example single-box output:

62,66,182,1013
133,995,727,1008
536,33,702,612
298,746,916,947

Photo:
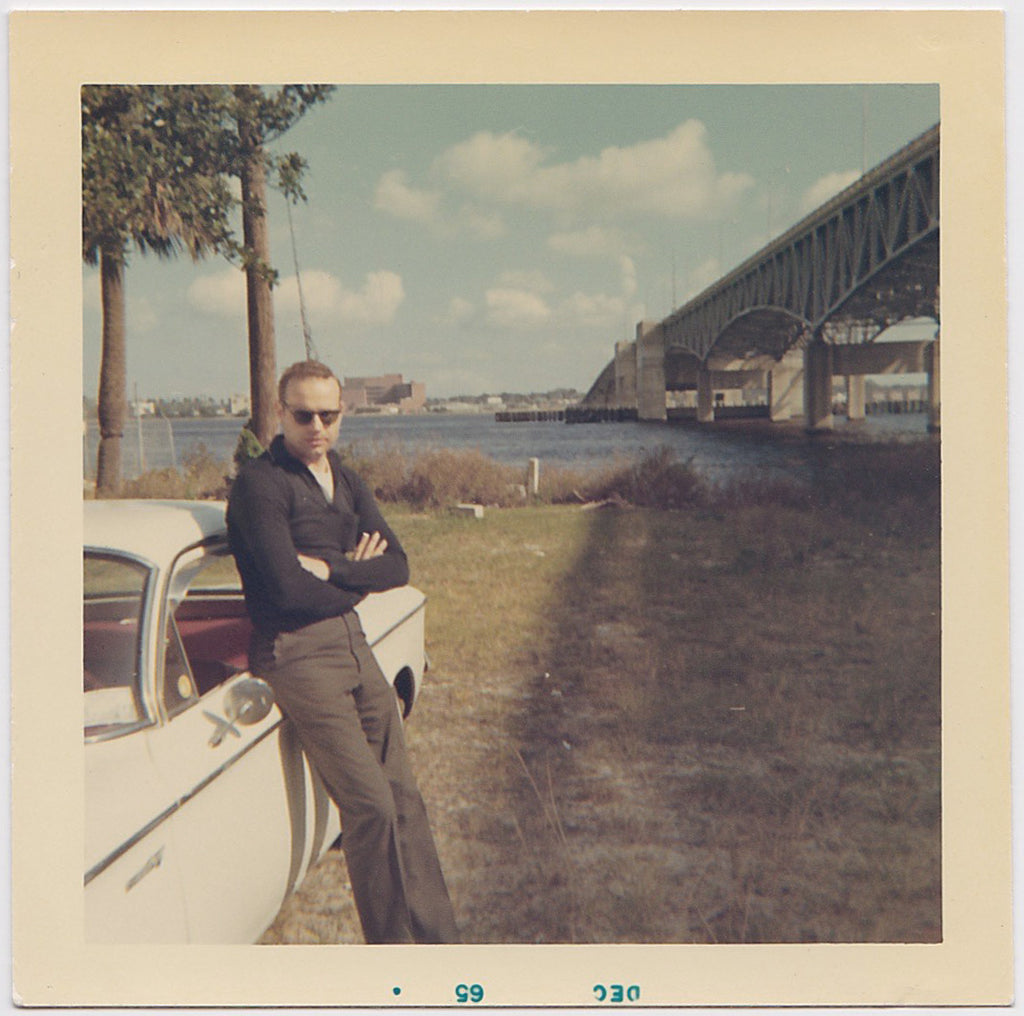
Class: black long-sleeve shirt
227,435,409,636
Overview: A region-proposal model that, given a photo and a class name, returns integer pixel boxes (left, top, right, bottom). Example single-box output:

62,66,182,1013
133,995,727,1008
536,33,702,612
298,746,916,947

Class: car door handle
203,709,241,748
125,847,164,892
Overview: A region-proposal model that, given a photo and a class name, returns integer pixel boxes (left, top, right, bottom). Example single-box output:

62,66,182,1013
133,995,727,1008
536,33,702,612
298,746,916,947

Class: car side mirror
223,676,275,727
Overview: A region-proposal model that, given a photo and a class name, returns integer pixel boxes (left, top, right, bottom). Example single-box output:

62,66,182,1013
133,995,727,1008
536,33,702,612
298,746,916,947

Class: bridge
584,123,940,431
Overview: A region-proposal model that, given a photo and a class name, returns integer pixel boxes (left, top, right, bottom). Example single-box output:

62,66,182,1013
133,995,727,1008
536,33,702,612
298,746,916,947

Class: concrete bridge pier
768,352,804,421
637,320,667,421
804,339,834,432
614,339,638,409
846,375,866,421
926,336,940,431
697,369,715,423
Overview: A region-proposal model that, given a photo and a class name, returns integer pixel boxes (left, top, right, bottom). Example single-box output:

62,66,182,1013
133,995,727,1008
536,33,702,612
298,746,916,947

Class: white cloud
277,269,342,317
379,120,751,237
335,270,405,325
463,262,641,333
187,268,245,318
435,130,547,198
800,170,861,214
485,287,551,329
435,120,754,222
374,171,505,238
373,169,441,224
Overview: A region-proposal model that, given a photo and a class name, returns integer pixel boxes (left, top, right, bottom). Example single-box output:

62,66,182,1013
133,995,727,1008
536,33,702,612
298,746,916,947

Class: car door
142,544,336,943
84,551,189,943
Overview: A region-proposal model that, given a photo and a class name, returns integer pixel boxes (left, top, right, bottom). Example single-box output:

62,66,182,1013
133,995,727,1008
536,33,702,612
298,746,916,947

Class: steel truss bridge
586,123,940,429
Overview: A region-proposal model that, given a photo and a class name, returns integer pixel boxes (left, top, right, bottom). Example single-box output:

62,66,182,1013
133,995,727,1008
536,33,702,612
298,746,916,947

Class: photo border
9,8,1011,1007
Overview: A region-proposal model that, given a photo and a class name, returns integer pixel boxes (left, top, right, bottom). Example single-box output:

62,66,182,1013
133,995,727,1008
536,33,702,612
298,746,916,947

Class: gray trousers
251,613,458,944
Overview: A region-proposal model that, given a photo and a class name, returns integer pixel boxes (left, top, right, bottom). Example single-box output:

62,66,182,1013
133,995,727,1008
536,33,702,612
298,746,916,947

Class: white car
83,499,426,943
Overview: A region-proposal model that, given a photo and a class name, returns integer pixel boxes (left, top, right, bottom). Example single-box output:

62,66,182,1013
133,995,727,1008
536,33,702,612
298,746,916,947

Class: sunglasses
283,403,342,426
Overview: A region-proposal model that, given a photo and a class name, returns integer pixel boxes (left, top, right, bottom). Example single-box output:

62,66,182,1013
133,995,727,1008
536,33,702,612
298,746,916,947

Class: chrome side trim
84,716,285,887
84,717,153,746
125,847,164,892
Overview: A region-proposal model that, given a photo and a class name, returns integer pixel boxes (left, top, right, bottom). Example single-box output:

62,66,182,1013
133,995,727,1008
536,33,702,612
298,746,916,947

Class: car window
162,610,198,718
84,553,151,738
162,549,252,714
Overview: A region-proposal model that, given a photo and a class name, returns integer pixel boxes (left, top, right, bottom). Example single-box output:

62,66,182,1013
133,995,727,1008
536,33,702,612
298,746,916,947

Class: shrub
628,445,707,508
539,449,709,509
340,440,411,503
402,447,521,508
181,442,231,499
232,422,265,474
341,442,525,508
281,437,940,519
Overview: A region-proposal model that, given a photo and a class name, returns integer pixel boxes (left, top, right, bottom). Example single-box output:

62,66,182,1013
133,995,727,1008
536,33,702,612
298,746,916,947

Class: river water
84,410,932,487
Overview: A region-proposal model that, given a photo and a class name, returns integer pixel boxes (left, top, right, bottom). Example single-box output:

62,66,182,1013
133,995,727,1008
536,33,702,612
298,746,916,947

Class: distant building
341,374,426,413
229,394,251,416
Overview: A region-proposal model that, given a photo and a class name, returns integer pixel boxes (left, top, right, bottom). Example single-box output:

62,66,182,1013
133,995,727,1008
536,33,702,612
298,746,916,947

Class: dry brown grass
263,455,941,944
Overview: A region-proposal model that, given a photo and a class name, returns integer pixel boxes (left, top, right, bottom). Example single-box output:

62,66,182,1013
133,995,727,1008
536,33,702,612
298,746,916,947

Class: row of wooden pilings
494,407,640,424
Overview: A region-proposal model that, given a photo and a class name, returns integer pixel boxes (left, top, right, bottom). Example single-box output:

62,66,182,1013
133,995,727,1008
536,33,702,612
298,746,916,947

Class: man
227,359,458,944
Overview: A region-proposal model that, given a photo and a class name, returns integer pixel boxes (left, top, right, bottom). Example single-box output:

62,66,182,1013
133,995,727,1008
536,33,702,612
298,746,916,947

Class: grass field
262,448,941,944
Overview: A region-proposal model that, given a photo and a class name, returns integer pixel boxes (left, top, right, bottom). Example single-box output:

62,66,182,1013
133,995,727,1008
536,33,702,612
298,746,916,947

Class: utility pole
861,86,869,174
134,381,145,474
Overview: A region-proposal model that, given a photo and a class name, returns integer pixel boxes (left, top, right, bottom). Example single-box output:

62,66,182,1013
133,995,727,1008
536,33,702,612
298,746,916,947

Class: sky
81,84,940,401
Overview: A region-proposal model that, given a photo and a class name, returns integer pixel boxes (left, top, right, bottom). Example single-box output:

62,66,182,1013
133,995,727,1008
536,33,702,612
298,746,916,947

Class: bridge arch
703,306,810,370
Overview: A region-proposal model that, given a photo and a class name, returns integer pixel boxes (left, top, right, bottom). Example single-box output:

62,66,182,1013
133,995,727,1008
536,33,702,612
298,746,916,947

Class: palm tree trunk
95,249,127,497
238,112,278,450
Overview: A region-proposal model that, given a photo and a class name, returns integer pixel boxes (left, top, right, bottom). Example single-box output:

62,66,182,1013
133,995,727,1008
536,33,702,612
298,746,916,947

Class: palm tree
227,85,334,449
82,85,235,495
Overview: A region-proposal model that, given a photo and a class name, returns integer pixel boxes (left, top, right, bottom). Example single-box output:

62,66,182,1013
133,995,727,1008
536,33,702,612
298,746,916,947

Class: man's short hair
278,360,342,404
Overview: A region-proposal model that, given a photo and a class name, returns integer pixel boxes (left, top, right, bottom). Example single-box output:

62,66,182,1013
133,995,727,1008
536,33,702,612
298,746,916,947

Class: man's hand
297,554,330,581
351,531,388,561
297,533,387,581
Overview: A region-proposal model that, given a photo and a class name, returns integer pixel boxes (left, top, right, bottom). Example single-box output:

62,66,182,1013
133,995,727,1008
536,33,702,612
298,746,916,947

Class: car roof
84,500,228,570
